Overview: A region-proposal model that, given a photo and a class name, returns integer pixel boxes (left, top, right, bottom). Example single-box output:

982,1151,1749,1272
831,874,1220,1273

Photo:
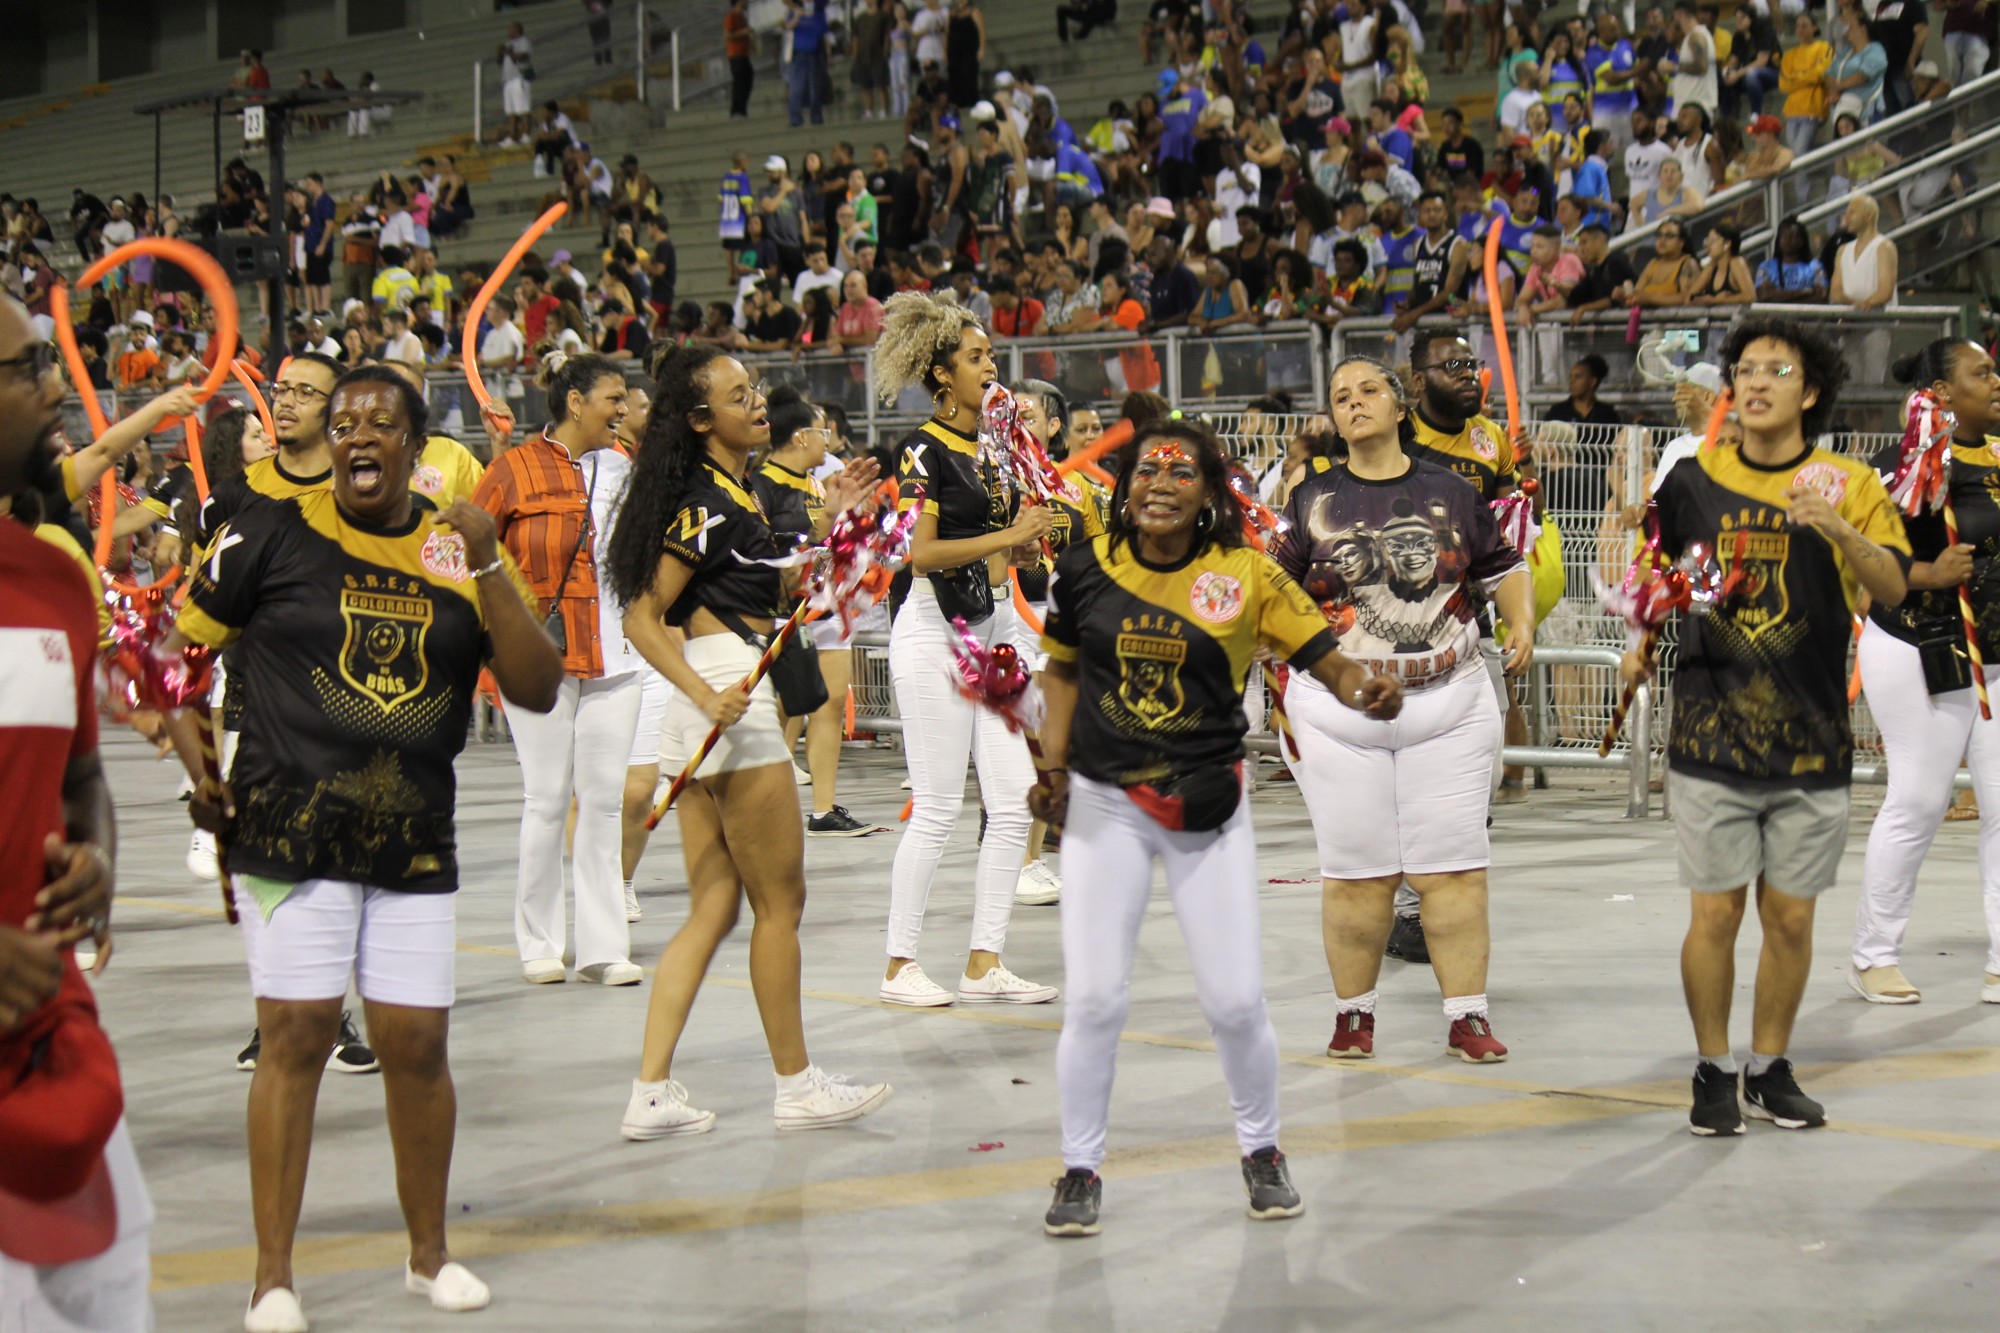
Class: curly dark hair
605,341,732,611
201,407,259,488
1719,315,1847,442
1104,419,1247,558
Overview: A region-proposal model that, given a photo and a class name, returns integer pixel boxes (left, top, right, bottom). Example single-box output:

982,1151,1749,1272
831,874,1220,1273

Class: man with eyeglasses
189,350,382,1079
1623,316,1911,1136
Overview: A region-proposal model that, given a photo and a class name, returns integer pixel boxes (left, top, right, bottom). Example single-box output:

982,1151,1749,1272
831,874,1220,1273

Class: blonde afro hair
873,290,985,405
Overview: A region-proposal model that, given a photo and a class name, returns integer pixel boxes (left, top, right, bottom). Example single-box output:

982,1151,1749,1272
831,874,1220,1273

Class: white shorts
234,877,457,1008
1286,668,1502,879
658,633,793,777
502,78,531,116
628,669,674,768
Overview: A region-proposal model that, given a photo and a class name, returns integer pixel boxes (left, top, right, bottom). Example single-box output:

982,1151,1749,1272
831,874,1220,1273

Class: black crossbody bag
1915,615,1974,695
716,609,830,716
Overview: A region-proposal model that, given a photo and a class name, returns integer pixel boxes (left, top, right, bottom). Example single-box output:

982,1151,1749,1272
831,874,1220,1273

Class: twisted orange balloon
1480,203,1521,442
54,237,239,596
1054,419,1134,477
462,201,568,434
231,358,276,448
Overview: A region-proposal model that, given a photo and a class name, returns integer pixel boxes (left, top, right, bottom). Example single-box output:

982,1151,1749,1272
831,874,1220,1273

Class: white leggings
1855,622,2000,973
1057,774,1279,1170
507,672,642,969
886,582,1035,960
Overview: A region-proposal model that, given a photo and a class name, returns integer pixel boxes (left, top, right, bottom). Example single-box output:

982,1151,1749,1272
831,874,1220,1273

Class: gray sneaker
1241,1147,1304,1220
1044,1169,1102,1237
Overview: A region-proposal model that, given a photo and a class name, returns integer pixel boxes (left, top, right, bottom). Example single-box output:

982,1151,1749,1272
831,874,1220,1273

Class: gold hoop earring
934,385,955,418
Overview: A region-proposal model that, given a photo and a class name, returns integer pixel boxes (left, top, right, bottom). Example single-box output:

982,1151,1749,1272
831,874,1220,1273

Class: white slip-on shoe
578,961,644,986
245,1287,308,1333
774,1065,892,1129
878,962,954,1007
405,1260,491,1312
1848,964,1921,1004
1984,972,2000,1003
522,959,566,984
1014,859,1062,905
621,1078,717,1140
958,964,1060,1005
624,881,644,922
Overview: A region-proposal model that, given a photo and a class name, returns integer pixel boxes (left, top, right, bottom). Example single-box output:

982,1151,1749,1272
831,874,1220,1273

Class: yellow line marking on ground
147,1041,2000,1294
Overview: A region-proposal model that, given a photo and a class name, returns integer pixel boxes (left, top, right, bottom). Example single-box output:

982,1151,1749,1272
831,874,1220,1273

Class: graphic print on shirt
1276,460,1521,691
1111,614,1192,732
336,576,435,712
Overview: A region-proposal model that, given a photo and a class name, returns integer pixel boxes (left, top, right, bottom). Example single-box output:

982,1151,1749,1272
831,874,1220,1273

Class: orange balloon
56,237,240,597
462,202,568,416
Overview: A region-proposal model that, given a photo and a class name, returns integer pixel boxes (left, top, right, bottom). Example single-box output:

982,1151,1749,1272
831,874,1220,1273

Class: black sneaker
1385,914,1430,964
1743,1058,1825,1129
807,806,873,838
327,1011,381,1075
1043,1168,1102,1237
1689,1063,1745,1136
1241,1146,1305,1220
235,1028,260,1072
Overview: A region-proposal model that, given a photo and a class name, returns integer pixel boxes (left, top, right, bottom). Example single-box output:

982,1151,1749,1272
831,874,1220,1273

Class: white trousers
507,672,642,968
1057,774,1279,1170
0,1121,154,1332
886,582,1034,959
1854,622,2000,972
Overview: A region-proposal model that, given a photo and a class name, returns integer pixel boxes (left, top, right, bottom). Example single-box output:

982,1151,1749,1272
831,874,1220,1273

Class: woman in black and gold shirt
874,292,1060,1008
750,387,870,838
166,366,562,1328
1274,354,1535,1068
606,343,891,1139
1035,419,1401,1238
1852,340,2000,1005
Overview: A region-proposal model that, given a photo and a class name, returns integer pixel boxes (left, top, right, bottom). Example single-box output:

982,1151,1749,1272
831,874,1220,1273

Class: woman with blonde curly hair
875,291,1061,1008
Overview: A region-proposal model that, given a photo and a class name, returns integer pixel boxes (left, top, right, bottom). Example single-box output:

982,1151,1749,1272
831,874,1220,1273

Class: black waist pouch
928,563,995,624
719,610,829,717
1124,762,1244,833
1915,616,1974,696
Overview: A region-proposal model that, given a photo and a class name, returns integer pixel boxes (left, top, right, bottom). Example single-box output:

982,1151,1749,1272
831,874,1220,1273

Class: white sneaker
879,962,954,1007
522,959,566,984
578,961,644,986
793,762,811,786
404,1260,490,1312
774,1064,893,1130
244,1287,307,1333
1984,972,2000,1004
621,1078,717,1139
532,158,548,177
623,881,644,922
1015,859,1062,906
73,947,96,971
188,828,219,880
958,964,1060,1005
900,775,913,789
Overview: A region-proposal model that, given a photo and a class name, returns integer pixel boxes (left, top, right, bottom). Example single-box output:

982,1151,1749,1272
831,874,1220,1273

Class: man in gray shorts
1623,316,1912,1137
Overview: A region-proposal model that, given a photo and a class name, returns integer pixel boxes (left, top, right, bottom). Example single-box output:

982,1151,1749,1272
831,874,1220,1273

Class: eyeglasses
1419,356,1479,377
0,342,57,386
271,381,329,403
1728,361,1799,384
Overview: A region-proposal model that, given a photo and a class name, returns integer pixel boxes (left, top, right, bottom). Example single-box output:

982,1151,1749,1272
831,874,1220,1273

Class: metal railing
471,1,727,144
1611,68,2000,264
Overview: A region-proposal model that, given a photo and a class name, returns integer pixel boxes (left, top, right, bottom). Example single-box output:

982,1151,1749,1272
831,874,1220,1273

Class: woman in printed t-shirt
1035,417,1401,1238
1273,355,1536,1066
166,366,563,1330
606,343,890,1138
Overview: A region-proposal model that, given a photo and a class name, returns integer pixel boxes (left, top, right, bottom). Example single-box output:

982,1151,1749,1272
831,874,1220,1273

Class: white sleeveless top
1671,134,1714,198
1837,235,1897,308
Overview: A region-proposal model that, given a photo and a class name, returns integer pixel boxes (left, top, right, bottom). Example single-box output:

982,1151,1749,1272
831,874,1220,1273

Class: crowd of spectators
691,0,1988,369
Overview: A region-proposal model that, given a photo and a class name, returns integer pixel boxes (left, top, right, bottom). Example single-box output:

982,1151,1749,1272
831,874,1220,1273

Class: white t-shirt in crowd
1625,139,1673,201
382,330,424,366
1669,27,1718,113
481,321,528,396
913,4,947,65
793,265,845,307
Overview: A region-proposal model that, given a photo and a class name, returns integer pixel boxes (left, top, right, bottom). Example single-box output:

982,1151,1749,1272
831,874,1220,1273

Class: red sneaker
1448,1015,1508,1063
1327,1010,1375,1059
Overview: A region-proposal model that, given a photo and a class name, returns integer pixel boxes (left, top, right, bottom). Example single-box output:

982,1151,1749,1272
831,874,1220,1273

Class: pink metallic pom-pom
101,595,215,719
806,501,920,636
946,616,1042,732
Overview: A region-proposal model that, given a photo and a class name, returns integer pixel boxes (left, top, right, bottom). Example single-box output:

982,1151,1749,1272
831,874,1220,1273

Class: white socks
1746,1052,1780,1077
1699,1054,1738,1074
1335,989,1378,1015
1442,994,1489,1022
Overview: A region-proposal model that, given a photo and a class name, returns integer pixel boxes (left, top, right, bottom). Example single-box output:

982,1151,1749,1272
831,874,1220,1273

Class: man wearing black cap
0,290,152,1327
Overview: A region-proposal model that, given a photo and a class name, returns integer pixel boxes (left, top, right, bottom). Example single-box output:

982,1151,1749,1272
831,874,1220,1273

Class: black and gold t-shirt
751,459,826,551
1409,410,1517,502
178,490,537,891
1016,476,1108,600
1273,457,1523,691
661,459,786,623
1867,437,2000,659
895,420,1012,539
1042,536,1338,786
193,453,333,554
1657,444,1912,789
